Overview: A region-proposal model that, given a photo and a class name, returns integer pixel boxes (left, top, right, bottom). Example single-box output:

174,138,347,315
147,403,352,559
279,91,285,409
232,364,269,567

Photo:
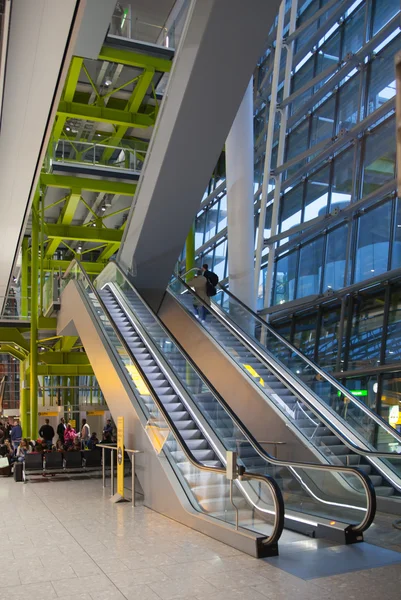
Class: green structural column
21,237,29,318
185,222,195,281
19,359,30,439
30,192,39,439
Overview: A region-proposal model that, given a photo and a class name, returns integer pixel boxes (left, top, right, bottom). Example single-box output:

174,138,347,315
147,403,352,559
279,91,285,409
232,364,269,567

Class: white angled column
226,78,256,311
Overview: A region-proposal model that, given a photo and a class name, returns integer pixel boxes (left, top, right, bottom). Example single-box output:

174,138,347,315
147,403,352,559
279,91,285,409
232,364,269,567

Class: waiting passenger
16,439,31,462
80,419,90,449
10,420,22,452
102,419,113,442
64,423,76,449
87,433,99,450
39,419,55,450
57,417,66,443
56,440,64,452
187,269,210,322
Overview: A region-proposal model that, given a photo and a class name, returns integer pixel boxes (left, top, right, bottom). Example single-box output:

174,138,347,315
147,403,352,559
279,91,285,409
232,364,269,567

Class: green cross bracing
15,36,168,432
40,174,136,196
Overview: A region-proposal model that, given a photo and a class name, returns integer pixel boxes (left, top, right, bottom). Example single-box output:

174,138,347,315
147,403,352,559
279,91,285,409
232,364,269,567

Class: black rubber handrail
106,262,376,535
67,261,285,548
172,275,401,462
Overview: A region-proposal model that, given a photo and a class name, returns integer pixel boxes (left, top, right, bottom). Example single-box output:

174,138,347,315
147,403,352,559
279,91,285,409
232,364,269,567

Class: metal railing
67,261,285,548
101,444,142,506
50,140,145,173
100,261,377,536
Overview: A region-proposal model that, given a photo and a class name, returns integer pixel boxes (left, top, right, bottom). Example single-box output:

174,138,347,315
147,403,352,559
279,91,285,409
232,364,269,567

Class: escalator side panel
58,280,271,557
159,292,318,465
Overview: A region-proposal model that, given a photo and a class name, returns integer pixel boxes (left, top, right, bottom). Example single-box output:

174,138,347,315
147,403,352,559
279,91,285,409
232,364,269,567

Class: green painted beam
57,101,153,129
97,222,126,262
21,237,29,318
0,329,29,352
39,352,90,365
97,242,120,262
26,365,94,377
45,191,82,258
102,67,155,163
38,259,105,275
55,336,79,352
99,45,172,73
38,317,57,330
45,224,123,244
41,174,135,196
53,57,84,141
0,344,26,361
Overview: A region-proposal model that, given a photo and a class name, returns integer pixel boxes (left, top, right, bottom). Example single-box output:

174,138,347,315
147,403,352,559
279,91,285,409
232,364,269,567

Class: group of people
187,263,219,322
0,417,116,470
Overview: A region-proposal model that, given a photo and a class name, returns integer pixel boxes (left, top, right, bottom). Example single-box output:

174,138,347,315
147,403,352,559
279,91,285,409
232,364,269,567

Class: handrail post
102,446,105,488
111,449,114,496
132,452,135,507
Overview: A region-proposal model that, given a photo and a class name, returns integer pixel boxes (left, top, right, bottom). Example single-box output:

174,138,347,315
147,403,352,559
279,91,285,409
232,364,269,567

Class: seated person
87,433,99,450
56,440,64,452
16,439,31,462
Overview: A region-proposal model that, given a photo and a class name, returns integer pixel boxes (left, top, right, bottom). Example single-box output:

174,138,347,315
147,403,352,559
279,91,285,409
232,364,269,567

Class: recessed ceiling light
66,126,71,132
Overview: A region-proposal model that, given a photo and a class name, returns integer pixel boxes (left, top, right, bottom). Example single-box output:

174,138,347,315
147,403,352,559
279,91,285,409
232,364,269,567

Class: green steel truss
12,36,168,435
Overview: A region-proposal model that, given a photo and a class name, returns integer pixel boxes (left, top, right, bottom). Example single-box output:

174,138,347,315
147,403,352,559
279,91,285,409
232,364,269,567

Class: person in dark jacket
10,420,22,452
57,417,66,442
39,419,55,450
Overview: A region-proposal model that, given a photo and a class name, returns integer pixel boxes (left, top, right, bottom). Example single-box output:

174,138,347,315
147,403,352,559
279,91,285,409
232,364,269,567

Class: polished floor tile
0,477,401,600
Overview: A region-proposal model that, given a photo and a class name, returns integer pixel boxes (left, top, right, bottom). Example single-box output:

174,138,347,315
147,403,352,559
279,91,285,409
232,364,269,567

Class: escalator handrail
173,275,401,461
215,279,401,447
107,262,376,534
67,260,285,547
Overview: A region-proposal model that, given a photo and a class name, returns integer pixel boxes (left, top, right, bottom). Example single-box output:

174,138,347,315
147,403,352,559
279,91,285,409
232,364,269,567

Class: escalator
82,261,378,546
163,273,401,506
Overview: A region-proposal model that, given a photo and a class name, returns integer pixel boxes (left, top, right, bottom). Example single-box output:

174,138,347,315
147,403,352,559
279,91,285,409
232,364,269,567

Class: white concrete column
226,79,256,311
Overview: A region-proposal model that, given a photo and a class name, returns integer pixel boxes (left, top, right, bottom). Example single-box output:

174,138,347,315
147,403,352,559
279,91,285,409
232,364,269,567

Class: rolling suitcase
13,461,23,482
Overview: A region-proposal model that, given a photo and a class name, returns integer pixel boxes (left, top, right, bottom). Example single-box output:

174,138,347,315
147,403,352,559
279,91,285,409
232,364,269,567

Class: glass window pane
293,314,317,358
337,73,362,132
310,97,335,150
391,197,401,269
343,3,366,56
315,30,341,89
386,287,401,363
380,372,401,433
279,183,303,236
290,58,314,117
285,119,310,176
331,147,354,208
195,212,206,247
372,0,400,36
318,303,343,370
217,195,227,232
297,236,324,297
304,165,330,222
213,239,227,281
367,33,399,115
348,291,385,369
273,251,297,305
355,200,392,282
362,115,396,197
324,224,348,291
345,375,379,412
204,206,218,242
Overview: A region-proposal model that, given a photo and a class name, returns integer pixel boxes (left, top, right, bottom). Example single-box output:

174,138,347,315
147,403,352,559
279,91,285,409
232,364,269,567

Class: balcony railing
48,140,145,174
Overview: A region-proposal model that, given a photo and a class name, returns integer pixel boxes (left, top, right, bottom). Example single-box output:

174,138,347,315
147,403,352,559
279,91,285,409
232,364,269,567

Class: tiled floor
1,477,401,600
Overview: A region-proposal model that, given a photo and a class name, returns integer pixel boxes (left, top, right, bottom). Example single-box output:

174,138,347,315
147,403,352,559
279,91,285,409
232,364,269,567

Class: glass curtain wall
184,0,400,311
271,276,401,429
